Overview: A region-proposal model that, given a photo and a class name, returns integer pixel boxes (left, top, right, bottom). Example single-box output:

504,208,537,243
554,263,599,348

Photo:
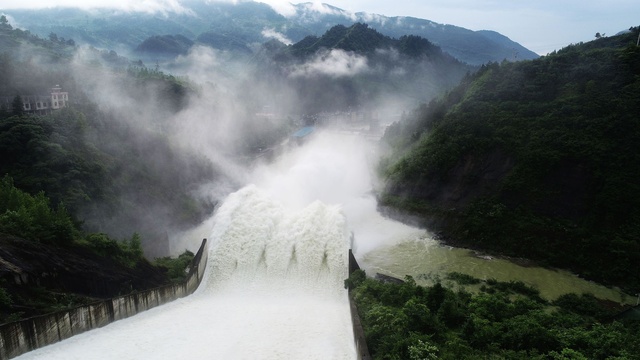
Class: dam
8,184,362,359
3,132,379,359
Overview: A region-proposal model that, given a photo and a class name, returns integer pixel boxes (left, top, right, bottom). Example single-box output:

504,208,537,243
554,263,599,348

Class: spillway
16,184,357,359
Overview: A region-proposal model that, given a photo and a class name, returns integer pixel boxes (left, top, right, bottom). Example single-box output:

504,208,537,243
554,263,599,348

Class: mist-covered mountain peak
292,2,355,19
3,1,538,65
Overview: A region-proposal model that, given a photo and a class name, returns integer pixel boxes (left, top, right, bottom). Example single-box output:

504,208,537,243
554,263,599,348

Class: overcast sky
1,0,638,55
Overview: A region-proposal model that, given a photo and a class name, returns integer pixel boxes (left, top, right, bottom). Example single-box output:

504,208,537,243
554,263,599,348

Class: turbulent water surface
18,185,356,360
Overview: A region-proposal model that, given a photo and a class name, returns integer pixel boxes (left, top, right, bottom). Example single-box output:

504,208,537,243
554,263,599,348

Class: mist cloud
27,12,417,257
261,27,293,45
2,0,194,15
289,49,369,78
359,12,388,26
255,0,297,17
291,1,356,23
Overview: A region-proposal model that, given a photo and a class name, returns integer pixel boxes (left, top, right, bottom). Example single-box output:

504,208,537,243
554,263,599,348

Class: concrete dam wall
2,235,371,359
0,239,209,360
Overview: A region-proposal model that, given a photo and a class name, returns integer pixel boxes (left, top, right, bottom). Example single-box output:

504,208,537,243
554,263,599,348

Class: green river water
359,231,635,305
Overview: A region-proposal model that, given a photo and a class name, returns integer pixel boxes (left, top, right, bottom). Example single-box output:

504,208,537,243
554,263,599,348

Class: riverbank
370,203,634,305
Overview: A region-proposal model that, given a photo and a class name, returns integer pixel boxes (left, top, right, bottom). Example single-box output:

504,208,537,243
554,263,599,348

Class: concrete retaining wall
0,239,209,360
348,249,372,360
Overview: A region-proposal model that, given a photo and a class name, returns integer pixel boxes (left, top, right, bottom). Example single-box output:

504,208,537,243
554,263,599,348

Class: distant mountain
135,34,194,56
281,23,451,60
287,23,391,57
256,23,471,114
288,5,539,64
4,1,538,65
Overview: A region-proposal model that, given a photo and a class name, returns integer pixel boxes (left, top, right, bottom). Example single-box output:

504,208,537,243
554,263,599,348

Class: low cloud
289,49,369,78
293,1,356,23
3,0,195,15
125,0,195,16
358,12,388,26
256,0,297,17
298,1,348,16
261,27,292,45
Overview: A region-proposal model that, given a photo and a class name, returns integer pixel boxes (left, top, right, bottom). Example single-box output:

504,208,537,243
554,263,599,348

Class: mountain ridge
4,1,538,65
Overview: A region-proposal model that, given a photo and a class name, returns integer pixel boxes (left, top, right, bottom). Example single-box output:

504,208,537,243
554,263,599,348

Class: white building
1,85,69,115
49,85,68,110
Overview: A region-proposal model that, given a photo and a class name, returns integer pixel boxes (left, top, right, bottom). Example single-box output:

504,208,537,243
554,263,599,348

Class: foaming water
204,185,350,299
17,185,356,360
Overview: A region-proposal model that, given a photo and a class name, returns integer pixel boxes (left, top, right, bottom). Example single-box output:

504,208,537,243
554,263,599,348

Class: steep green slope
380,28,640,291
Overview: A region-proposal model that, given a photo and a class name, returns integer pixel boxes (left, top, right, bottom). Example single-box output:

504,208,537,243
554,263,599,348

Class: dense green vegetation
0,175,153,322
380,28,640,292
0,18,218,252
349,270,640,359
0,110,107,216
0,19,213,321
0,175,146,265
0,173,201,323
0,104,215,247
0,175,76,245
154,250,195,283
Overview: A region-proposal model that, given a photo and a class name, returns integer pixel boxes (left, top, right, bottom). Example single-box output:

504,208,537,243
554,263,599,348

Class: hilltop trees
10,95,23,117
0,15,11,31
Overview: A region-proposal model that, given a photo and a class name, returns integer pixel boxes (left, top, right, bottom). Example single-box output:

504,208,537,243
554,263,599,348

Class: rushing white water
17,183,356,359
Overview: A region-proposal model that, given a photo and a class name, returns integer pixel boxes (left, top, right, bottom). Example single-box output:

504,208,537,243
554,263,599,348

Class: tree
408,339,439,360
0,104,8,119
49,32,58,42
0,15,12,31
11,95,24,117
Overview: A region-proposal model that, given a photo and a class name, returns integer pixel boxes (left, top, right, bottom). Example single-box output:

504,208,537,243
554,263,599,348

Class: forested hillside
0,19,218,257
380,27,640,292
0,19,217,322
